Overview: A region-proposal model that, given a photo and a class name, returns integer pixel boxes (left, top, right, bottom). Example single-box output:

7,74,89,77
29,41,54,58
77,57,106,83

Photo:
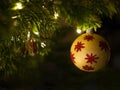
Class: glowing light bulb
34,31,39,36
54,12,59,19
42,6,45,8
16,2,23,9
11,36,14,41
12,2,24,10
26,0,30,2
76,28,82,34
32,24,39,36
11,15,20,19
41,42,46,48
27,31,30,40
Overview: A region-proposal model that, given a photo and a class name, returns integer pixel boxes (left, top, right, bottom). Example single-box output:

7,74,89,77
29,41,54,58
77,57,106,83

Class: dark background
1,11,120,90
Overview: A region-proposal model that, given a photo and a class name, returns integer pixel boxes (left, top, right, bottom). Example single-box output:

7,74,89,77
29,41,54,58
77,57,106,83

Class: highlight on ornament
70,32,111,72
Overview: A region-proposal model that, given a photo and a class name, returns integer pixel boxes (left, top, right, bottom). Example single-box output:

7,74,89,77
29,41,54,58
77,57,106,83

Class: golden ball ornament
70,33,111,72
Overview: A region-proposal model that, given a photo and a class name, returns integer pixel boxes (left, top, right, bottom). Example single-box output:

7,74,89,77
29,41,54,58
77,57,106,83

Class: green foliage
0,0,120,77
58,0,119,31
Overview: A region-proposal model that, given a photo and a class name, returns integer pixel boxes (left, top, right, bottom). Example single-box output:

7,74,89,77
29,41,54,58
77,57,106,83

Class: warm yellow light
76,28,82,34
16,2,23,9
33,31,39,36
41,42,46,48
12,2,24,10
42,6,45,8
54,12,59,19
11,36,14,41
11,15,20,19
27,31,30,40
26,0,30,2
32,24,39,36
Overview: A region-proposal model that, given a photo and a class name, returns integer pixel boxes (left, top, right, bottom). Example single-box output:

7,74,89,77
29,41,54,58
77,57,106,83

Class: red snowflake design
99,41,109,52
85,53,99,64
70,52,76,63
84,35,94,41
74,41,85,52
82,65,94,71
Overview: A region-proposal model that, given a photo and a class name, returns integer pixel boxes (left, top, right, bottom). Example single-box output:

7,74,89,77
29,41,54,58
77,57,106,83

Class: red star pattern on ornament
70,52,76,63
74,41,85,52
84,35,94,41
85,53,99,64
82,65,94,71
99,41,109,52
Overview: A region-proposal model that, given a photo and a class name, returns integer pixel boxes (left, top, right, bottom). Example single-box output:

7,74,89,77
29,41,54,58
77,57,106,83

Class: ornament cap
86,27,94,33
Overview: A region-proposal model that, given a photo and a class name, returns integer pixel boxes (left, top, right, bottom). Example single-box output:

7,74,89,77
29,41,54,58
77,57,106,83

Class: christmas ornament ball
70,33,110,72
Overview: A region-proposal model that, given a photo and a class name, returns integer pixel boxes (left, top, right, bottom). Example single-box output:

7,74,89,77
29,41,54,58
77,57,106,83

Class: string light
41,42,46,48
12,2,24,10
11,36,14,41
76,28,82,34
26,0,30,2
54,12,59,19
33,31,39,36
33,28,39,36
11,16,18,19
42,6,45,8
32,23,39,36
27,31,30,40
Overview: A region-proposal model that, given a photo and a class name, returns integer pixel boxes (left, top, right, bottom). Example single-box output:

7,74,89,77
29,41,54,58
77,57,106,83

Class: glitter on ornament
74,41,85,52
